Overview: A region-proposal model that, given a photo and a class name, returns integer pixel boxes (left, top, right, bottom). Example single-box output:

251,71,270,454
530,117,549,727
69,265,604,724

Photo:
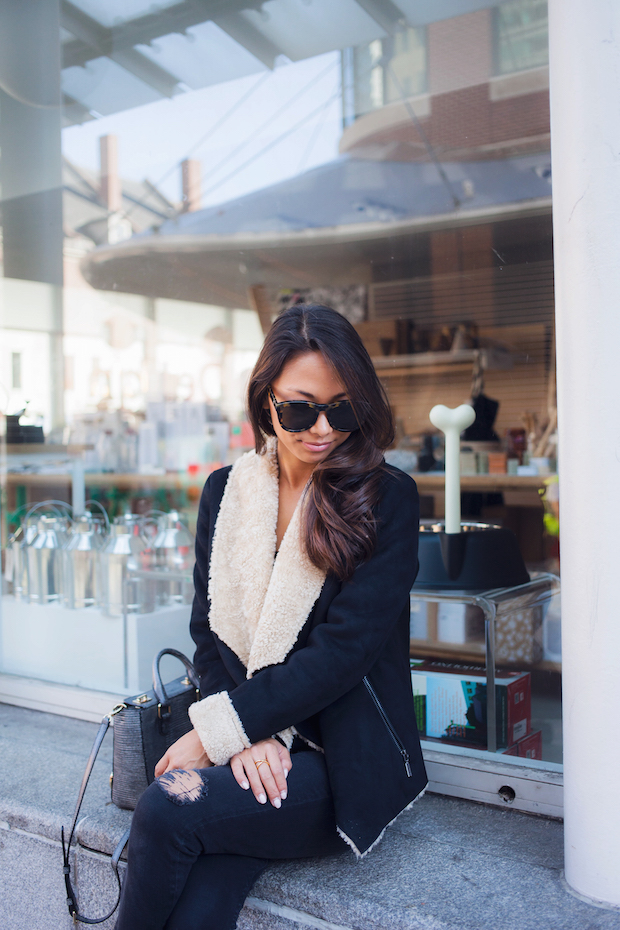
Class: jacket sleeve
188,470,419,765
190,474,238,699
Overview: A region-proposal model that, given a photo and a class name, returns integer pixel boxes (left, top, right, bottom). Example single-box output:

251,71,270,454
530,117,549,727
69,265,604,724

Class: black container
6,415,44,444
415,521,530,591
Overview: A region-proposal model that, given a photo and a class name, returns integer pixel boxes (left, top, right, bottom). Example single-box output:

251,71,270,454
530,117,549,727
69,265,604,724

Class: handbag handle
62,649,199,922
62,707,131,924
152,647,200,705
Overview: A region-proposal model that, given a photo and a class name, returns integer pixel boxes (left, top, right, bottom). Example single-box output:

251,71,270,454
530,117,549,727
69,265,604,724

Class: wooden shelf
410,641,485,663
413,473,553,493
4,444,93,455
5,472,207,490
377,362,474,378
372,347,512,378
410,643,561,673
5,471,553,493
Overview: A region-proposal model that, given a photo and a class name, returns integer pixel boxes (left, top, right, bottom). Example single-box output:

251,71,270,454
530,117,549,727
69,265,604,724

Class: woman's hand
154,729,213,777
230,739,292,808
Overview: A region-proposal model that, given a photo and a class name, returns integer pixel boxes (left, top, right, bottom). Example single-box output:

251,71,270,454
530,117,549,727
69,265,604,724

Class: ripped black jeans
114,744,345,930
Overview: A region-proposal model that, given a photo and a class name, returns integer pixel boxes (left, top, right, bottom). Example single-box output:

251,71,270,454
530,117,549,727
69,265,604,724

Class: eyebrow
283,389,347,402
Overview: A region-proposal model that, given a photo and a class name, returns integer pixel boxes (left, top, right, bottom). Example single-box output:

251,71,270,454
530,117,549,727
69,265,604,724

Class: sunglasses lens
327,403,359,432
273,392,361,433
279,405,318,432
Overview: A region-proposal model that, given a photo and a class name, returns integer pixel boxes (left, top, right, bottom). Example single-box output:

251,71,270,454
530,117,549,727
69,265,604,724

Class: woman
115,304,427,930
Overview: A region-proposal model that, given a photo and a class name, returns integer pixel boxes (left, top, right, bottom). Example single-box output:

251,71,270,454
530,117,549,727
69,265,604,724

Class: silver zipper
363,677,412,777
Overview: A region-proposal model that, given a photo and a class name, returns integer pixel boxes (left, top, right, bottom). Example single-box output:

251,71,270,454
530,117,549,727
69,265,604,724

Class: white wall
549,0,620,908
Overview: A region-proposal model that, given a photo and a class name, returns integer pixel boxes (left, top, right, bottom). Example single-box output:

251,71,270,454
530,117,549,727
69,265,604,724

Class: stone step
2,705,620,930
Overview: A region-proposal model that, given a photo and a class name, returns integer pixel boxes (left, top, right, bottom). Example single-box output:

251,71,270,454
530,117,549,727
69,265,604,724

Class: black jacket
190,462,427,855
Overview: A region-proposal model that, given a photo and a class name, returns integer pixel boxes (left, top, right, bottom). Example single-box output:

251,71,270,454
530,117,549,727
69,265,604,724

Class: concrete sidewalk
1,703,619,930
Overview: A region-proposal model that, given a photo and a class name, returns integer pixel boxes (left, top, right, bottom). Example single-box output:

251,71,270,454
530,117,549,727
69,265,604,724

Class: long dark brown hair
247,304,394,581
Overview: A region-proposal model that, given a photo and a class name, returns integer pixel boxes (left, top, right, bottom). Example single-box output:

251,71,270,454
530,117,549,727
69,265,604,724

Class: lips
301,440,332,453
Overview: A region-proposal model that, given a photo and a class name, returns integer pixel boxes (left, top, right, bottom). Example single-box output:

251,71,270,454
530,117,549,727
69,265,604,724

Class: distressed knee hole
157,769,207,805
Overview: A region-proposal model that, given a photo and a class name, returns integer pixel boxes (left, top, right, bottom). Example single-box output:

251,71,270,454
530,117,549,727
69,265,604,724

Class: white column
548,0,620,908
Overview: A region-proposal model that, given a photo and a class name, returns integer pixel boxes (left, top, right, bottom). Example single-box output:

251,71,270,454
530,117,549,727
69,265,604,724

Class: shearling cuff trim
188,691,251,766
276,727,295,750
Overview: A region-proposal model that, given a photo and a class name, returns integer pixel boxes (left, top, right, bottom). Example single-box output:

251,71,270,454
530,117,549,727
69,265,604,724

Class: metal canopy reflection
81,152,552,307
59,0,500,126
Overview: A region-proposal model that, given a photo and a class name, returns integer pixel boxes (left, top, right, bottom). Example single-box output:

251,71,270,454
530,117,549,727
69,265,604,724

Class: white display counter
0,596,195,694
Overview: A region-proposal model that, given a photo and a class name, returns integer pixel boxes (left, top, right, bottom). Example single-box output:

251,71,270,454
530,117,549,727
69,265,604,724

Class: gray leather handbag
62,648,201,924
112,647,201,809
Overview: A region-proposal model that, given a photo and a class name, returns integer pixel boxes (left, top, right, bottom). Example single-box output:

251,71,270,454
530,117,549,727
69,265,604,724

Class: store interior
0,0,560,769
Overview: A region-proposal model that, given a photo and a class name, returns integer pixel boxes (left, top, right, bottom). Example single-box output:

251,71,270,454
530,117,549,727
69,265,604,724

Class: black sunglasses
268,387,360,433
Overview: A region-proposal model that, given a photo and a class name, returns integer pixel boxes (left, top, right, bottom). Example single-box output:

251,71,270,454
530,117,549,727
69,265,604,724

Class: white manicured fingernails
258,793,267,804
280,789,287,800
272,797,281,809
284,768,289,779
241,781,249,790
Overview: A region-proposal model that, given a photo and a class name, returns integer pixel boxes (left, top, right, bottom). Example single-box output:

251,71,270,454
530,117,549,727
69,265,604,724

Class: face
268,351,353,469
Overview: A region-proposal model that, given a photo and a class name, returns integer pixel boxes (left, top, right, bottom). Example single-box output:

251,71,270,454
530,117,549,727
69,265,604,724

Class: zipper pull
402,751,412,777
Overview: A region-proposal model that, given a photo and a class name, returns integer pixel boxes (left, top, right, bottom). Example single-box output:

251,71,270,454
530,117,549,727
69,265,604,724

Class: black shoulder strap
62,707,131,924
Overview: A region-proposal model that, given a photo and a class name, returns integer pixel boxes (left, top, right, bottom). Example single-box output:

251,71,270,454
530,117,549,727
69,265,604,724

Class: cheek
325,432,351,455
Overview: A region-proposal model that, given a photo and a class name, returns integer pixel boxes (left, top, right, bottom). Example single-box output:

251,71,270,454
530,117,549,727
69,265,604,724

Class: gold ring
255,759,270,769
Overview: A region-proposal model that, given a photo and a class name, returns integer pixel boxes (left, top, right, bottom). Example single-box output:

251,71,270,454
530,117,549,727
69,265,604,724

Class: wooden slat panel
370,260,555,328
366,262,554,439
384,341,550,437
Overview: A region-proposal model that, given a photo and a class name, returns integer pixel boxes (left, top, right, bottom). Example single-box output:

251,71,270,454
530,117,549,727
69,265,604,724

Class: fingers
230,754,250,792
231,746,284,807
154,731,213,778
244,747,273,806
154,750,169,778
229,739,294,808
265,742,288,801
276,743,293,780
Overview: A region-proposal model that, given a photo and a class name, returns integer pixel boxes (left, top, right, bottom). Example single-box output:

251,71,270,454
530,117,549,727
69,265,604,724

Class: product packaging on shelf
410,660,531,749
503,729,543,760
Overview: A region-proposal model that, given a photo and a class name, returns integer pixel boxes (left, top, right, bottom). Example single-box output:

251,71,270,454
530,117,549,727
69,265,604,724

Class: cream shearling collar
208,438,326,677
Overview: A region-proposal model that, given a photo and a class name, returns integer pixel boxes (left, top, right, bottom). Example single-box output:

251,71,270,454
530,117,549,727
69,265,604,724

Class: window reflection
0,0,560,776
495,0,549,75
352,27,427,119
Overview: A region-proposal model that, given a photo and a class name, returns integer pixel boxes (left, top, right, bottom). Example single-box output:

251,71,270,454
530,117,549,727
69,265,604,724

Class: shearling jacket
188,450,427,857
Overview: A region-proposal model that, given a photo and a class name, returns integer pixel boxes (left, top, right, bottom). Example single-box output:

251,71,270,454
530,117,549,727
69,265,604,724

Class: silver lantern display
99,516,154,616
62,514,107,609
7,516,39,599
25,516,69,605
152,510,195,606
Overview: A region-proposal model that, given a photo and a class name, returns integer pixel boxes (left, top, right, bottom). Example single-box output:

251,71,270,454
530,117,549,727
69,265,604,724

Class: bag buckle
105,703,127,722
157,703,171,720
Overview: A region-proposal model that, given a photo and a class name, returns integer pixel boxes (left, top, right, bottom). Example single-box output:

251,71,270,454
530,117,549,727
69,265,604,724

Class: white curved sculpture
429,404,476,534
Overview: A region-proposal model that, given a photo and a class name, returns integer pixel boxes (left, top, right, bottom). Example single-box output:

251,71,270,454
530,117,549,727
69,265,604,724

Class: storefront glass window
494,0,549,75
0,1,559,787
352,26,427,119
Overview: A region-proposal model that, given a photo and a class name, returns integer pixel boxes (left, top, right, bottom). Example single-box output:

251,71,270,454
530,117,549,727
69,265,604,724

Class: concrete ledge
2,705,620,930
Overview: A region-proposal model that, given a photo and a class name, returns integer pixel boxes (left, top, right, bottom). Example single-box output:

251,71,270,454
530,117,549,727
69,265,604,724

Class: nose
310,411,332,437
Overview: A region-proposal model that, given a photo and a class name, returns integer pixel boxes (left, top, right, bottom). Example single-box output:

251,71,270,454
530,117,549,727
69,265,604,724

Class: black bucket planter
415,521,530,591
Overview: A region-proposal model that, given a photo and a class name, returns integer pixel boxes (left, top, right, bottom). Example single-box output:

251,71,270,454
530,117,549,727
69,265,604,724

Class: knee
130,780,170,842
156,769,207,806
128,771,208,856
131,771,208,843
